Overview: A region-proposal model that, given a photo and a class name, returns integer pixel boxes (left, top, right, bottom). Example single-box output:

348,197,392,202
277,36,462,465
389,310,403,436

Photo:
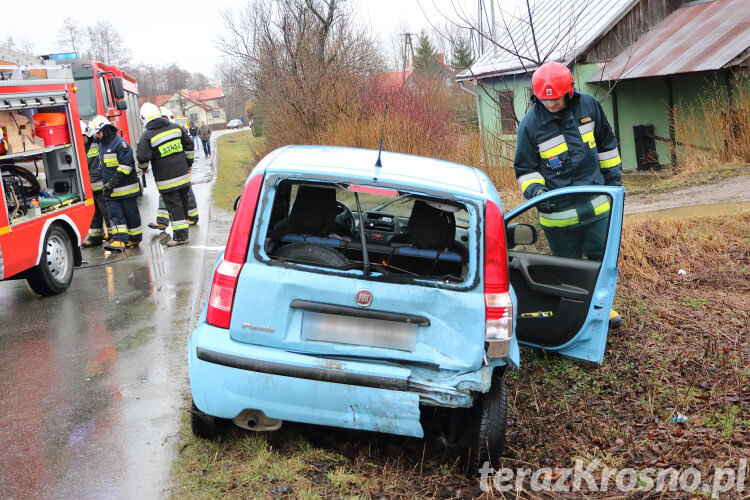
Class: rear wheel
26,225,74,296
191,401,223,439
466,374,507,477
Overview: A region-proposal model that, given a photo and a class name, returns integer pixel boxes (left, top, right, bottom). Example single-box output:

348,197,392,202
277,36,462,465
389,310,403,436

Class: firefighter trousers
162,186,190,241
106,197,142,243
87,190,111,242
156,184,198,225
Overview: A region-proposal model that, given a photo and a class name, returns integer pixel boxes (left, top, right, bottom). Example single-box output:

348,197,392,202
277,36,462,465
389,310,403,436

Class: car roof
261,145,488,199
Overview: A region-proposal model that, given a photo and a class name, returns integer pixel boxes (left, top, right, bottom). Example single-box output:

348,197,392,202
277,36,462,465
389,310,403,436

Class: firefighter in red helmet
514,61,623,329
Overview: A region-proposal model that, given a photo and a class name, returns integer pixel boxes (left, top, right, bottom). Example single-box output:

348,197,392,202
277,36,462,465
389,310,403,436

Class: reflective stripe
0,226,10,235
539,195,611,228
518,172,546,193
598,148,621,169
88,229,104,236
110,225,127,234
156,173,191,191
185,151,195,160
172,220,189,230
151,129,182,147
578,122,595,134
127,227,143,236
538,135,568,159
111,183,140,197
91,180,104,190
187,208,199,217
102,153,119,168
87,146,99,158
117,164,133,175
538,134,565,151
157,210,170,218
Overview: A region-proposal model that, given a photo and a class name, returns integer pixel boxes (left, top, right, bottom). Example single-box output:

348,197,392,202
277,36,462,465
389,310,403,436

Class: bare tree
218,0,381,144
87,20,131,66
57,17,85,53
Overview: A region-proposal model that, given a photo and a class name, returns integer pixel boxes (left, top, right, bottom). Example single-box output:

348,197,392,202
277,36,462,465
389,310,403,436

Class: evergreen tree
413,31,440,75
451,36,474,72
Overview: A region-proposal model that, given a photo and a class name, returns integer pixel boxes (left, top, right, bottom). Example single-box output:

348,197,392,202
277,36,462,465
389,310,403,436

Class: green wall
475,65,734,170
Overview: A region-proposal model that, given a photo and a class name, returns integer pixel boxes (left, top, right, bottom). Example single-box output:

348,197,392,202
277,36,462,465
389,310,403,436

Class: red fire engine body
0,63,94,295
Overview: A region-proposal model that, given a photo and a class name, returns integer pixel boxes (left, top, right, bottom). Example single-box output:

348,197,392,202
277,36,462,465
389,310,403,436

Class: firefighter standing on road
147,106,199,230
81,120,111,247
136,103,195,246
513,61,622,328
89,115,142,251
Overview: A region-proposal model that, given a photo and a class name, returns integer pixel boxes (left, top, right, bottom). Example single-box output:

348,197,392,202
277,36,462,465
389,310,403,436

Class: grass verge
213,131,265,211
623,162,748,196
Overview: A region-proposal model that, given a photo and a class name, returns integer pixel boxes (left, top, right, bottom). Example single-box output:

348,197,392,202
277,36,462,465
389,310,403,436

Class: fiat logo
355,289,372,307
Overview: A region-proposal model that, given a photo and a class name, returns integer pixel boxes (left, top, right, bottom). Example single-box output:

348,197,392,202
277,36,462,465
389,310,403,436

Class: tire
273,242,350,268
466,374,507,478
26,225,74,296
191,401,221,439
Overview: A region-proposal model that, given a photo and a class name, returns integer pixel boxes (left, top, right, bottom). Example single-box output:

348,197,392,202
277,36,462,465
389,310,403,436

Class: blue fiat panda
188,145,624,475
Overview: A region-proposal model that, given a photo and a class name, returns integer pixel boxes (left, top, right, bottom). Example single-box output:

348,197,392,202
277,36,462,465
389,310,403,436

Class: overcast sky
2,0,485,77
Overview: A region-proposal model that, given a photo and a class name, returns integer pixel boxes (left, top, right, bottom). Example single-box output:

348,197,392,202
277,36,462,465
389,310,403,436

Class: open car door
503,186,625,363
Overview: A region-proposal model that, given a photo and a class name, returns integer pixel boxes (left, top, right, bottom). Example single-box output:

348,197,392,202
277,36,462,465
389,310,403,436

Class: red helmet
532,61,574,100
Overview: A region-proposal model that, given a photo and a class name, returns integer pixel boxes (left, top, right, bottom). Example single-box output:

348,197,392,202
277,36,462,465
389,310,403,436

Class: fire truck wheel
26,225,74,296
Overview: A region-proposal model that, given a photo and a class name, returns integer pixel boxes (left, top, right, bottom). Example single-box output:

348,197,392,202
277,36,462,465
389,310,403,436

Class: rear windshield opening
263,180,471,283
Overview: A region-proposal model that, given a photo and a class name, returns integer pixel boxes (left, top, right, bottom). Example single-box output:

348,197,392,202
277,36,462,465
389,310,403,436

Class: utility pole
400,32,416,83
472,0,496,58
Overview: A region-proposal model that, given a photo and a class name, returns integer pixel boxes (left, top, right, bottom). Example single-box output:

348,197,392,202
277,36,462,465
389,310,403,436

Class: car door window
505,193,612,261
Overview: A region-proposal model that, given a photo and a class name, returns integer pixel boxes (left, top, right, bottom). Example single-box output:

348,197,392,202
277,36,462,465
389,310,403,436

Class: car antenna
374,104,388,168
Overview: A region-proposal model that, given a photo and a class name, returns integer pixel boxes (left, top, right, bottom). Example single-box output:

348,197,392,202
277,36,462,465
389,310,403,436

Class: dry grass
673,80,750,171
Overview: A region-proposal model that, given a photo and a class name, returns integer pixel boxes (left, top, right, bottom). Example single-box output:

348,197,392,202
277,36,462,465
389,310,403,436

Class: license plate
301,311,418,351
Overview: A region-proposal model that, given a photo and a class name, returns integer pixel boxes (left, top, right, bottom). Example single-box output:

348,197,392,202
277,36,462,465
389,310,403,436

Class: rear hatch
227,176,486,371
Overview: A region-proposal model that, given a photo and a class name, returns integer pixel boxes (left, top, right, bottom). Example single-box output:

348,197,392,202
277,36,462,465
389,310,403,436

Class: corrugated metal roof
589,0,750,82
457,0,638,80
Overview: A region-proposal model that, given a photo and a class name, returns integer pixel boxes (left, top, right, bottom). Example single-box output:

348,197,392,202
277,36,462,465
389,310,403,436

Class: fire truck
0,62,95,295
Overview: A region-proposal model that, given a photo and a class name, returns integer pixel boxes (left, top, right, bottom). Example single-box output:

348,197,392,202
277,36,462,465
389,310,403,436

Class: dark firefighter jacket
85,141,103,191
136,117,195,192
99,128,139,199
513,90,622,229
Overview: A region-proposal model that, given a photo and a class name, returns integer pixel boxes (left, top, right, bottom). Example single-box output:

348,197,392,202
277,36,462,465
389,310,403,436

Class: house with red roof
140,87,227,127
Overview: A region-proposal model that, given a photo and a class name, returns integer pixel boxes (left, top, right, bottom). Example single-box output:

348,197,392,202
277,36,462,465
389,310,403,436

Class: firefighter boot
125,241,140,248
82,237,103,248
104,240,128,252
148,222,168,230
165,238,189,248
609,309,623,330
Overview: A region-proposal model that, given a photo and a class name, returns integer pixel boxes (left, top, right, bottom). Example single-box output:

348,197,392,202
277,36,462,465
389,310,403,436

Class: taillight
206,174,264,328
484,200,513,358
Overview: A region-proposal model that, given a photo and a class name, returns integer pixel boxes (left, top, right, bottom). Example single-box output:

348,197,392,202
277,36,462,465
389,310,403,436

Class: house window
189,113,199,122
211,110,221,119
496,90,517,134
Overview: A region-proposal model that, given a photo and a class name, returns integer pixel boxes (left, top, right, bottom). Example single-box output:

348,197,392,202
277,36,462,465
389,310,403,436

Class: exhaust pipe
232,409,283,432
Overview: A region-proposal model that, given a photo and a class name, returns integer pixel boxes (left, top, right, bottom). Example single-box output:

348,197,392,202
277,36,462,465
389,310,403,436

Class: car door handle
508,256,589,301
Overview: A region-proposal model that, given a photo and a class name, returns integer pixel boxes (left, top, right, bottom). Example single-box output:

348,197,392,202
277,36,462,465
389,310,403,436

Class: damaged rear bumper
189,324,494,438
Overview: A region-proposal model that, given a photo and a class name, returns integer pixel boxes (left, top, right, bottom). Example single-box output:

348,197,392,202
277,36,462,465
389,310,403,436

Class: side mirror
112,77,125,99
115,99,127,111
507,223,537,247
233,195,241,212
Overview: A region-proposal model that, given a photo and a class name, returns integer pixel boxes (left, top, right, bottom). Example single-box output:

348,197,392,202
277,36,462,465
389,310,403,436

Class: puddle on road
626,201,750,223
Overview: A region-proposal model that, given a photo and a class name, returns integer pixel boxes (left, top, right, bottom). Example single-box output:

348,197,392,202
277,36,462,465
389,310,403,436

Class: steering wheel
335,201,356,236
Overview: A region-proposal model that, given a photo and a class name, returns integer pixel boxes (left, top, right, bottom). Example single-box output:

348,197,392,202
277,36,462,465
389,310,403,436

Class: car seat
270,185,339,241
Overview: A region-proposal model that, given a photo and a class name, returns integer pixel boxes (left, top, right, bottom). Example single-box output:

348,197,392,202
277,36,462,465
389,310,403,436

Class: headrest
407,200,456,249
290,185,338,236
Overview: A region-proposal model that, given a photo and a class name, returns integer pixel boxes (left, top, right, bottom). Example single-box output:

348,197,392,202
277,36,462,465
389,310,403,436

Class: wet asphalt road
0,133,234,499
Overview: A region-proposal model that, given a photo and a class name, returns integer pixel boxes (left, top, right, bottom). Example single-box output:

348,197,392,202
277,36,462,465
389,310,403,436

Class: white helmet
80,120,93,137
140,102,161,126
159,106,174,121
89,115,112,134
